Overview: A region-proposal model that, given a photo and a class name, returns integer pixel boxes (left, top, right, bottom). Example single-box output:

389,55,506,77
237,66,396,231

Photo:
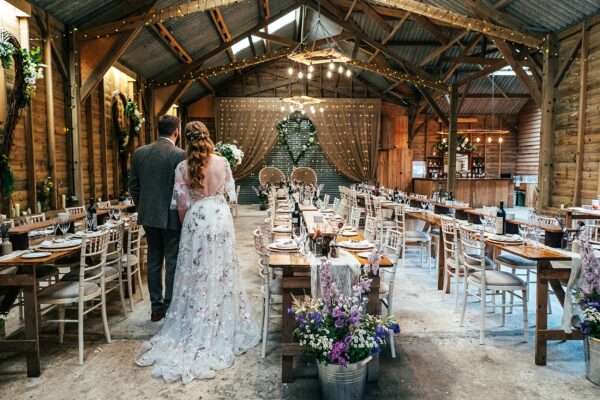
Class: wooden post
537,34,558,210
43,18,57,209
68,31,84,205
98,80,109,200
447,84,458,195
18,16,36,211
85,96,96,200
574,22,588,206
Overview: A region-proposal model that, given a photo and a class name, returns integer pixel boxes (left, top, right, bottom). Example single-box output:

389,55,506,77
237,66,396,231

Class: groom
129,115,186,322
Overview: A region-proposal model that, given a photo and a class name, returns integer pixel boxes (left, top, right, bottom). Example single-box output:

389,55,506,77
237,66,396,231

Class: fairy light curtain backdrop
214,97,382,203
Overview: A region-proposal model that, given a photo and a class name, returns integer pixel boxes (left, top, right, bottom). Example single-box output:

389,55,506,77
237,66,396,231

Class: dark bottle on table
495,201,506,235
292,200,300,236
87,198,98,231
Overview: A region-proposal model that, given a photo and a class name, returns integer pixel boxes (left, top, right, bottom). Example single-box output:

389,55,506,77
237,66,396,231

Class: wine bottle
292,200,300,236
495,201,506,235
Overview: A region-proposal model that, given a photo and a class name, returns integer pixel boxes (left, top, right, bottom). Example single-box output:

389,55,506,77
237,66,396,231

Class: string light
337,65,344,74
345,69,352,78
487,137,493,143
308,65,314,73
329,62,335,71
307,72,313,79
326,70,333,79
287,67,294,75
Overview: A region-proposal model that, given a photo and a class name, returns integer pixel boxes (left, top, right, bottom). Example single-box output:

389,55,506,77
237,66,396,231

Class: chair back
382,229,403,263
364,216,378,242
66,206,86,217
323,194,330,208
332,197,340,212
106,223,124,269
348,207,363,230
458,226,487,278
97,201,111,209
259,166,286,186
440,216,458,262
79,231,110,286
125,221,142,259
26,213,46,224
290,167,317,186
394,204,406,234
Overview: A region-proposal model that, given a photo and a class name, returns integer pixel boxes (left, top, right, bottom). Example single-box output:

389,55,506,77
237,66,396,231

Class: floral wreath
0,29,43,199
276,112,317,166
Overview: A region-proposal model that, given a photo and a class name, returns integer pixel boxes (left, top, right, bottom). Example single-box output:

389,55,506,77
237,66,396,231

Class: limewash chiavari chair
104,223,128,315
253,228,282,358
458,226,527,344
122,221,145,310
26,213,46,224
380,228,404,358
39,231,111,364
395,204,431,269
363,216,378,243
348,207,363,231
97,200,111,209
440,216,464,309
322,194,330,208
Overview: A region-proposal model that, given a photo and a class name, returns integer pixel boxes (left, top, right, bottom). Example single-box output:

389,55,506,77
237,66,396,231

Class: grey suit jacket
129,138,186,230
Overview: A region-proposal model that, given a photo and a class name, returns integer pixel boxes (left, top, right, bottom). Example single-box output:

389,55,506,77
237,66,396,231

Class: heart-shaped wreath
276,112,317,166
0,29,43,199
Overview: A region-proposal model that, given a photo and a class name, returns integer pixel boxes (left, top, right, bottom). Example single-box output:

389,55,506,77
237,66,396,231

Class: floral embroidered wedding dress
136,155,260,383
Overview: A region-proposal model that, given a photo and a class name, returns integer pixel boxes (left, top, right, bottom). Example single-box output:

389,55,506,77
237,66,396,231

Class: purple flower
390,322,401,334
328,340,349,366
348,309,361,325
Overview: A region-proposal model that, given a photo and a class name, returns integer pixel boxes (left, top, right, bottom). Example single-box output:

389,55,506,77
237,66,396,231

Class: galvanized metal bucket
584,337,600,386
317,356,372,400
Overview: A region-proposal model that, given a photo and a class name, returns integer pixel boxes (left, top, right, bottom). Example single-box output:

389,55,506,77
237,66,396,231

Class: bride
136,121,260,383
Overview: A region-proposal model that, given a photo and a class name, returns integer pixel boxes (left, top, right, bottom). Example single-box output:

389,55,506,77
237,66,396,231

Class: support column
67,31,84,205
447,84,458,195
537,34,558,210
43,16,57,209
574,22,588,206
19,16,36,211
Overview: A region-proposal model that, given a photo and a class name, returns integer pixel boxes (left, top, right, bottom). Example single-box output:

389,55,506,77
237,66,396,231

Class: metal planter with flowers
578,240,600,385
290,261,399,400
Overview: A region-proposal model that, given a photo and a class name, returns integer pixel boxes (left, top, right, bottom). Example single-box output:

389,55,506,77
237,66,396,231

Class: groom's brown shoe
151,310,165,322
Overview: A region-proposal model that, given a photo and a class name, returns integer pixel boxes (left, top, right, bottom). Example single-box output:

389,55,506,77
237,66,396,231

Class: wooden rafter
419,31,468,66
252,31,298,47
359,0,393,33
150,22,193,64
455,59,508,86
345,0,359,20
151,3,298,85
495,39,541,106
370,0,542,48
463,0,531,34
367,14,409,63
157,80,193,115
411,14,449,44
198,77,215,95
209,8,235,62
554,37,582,87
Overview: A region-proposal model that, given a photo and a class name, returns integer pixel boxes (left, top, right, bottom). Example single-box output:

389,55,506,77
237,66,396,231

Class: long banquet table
270,202,393,383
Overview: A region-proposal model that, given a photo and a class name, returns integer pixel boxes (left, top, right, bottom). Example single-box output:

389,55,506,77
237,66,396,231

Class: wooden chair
290,167,317,186
347,207,363,231
259,166,286,186
395,205,431,269
363,215,378,242
65,206,86,231
26,213,46,224
458,226,527,344
380,229,403,358
122,221,145,310
105,223,128,315
39,231,111,364
440,216,463,309
97,201,111,209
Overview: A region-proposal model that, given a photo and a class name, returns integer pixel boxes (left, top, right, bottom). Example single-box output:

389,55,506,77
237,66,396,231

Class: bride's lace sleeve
224,159,237,202
171,162,191,221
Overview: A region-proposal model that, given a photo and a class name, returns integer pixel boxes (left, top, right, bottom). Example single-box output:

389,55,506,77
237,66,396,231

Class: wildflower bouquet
579,241,600,338
290,261,399,366
215,142,244,169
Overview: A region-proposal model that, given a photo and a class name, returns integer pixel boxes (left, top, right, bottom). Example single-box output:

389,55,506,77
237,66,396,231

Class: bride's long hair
184,121,214,190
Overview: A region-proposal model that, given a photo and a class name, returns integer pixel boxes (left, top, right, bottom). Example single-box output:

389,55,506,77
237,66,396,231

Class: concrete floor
0,205,598,399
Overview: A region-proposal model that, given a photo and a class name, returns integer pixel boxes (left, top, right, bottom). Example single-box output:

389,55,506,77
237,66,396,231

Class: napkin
309,250,361,298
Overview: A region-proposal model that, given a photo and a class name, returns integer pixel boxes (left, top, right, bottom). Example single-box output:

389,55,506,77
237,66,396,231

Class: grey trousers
143,226,180,312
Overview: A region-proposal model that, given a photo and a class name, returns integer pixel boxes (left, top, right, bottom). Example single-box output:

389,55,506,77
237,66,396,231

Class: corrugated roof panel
120,29,180,78
163,12,222,57
437,97,529,115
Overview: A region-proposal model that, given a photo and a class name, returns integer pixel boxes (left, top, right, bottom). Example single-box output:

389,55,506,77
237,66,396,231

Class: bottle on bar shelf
495,201,506,235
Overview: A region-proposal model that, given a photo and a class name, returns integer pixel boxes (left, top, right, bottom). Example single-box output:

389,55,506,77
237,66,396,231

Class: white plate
341,230,358,236
338,241,374,250
21,252,52,259
357,251,379,259
488,234,522,242
272,226,291,233
38,239,82,249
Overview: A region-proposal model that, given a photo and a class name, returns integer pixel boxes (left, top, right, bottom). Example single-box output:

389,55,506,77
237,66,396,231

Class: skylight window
231,8,298,54
489,65,532,77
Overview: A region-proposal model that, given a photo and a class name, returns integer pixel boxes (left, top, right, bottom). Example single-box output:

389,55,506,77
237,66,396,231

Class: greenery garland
434,136,476,154
125,99,144,134
0,29,43,201
276,112,317,166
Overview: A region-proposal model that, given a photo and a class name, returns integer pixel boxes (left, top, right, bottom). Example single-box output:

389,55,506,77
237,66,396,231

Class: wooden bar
413,178,513,208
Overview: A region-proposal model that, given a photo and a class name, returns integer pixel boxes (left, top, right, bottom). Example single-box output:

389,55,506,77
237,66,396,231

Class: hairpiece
186,130,208,141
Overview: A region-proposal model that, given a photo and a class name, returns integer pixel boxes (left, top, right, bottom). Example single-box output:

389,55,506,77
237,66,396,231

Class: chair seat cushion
406,231,430,242
104,266,120,278
496,252,536,267
121,254,139,266
0,266,18,275
471,270,525,287
379,281,389,295
39,281,99,302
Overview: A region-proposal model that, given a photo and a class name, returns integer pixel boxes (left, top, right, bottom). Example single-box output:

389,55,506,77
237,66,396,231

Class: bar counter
413,177,513,208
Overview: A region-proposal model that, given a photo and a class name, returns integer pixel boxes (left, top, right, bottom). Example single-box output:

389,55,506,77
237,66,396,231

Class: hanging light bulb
464,137,469,142
307,72,313,80
320,107,325,113
476,137,481,143
298,71,304,79
287,66,294,76
280,106,285,111
345,69,352,78
329,62,335,71
308,64,314,73
498,137,504,144
289,105,294,112
487,137,493,143
442,138,447,143
301,109,305,114
326,70,333,79
337,65,344,74
310,106,316,113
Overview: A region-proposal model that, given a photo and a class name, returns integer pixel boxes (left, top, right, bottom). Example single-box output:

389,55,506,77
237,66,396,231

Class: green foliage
20,46,43,106
0,155,15,198
276,112,317,165
36,176,54,211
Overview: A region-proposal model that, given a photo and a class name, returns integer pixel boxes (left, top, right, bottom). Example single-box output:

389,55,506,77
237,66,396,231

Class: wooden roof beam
455,59,508,86
157,80,194,115
252,31,298,47
208,8,235,62
419,31,468,66
495,39,541,106
370,0,542,48
463,0,532,35
345,0,359,20
150,22,193,64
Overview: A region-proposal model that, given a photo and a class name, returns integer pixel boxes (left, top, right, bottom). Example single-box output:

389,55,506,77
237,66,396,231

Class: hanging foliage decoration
112,93,143,153
276,112,317,165
434,135,476,154
0,29,43,200
125,99,144,134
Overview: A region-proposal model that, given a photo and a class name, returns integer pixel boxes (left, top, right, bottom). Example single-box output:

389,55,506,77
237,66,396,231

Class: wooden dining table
0,247,80,377
270,206,393,383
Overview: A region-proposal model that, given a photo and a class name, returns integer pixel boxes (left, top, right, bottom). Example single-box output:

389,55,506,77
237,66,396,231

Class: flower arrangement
215,142,244,169
0,30,16,68
276,112,317,165
578,241,600,338
125,99,144,133
290,261,399,366
20,46,43,106
36,176,54,212
0,155,14,198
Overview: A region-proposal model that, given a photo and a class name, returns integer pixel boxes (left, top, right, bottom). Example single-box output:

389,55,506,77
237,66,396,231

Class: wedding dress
136,155,260,383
